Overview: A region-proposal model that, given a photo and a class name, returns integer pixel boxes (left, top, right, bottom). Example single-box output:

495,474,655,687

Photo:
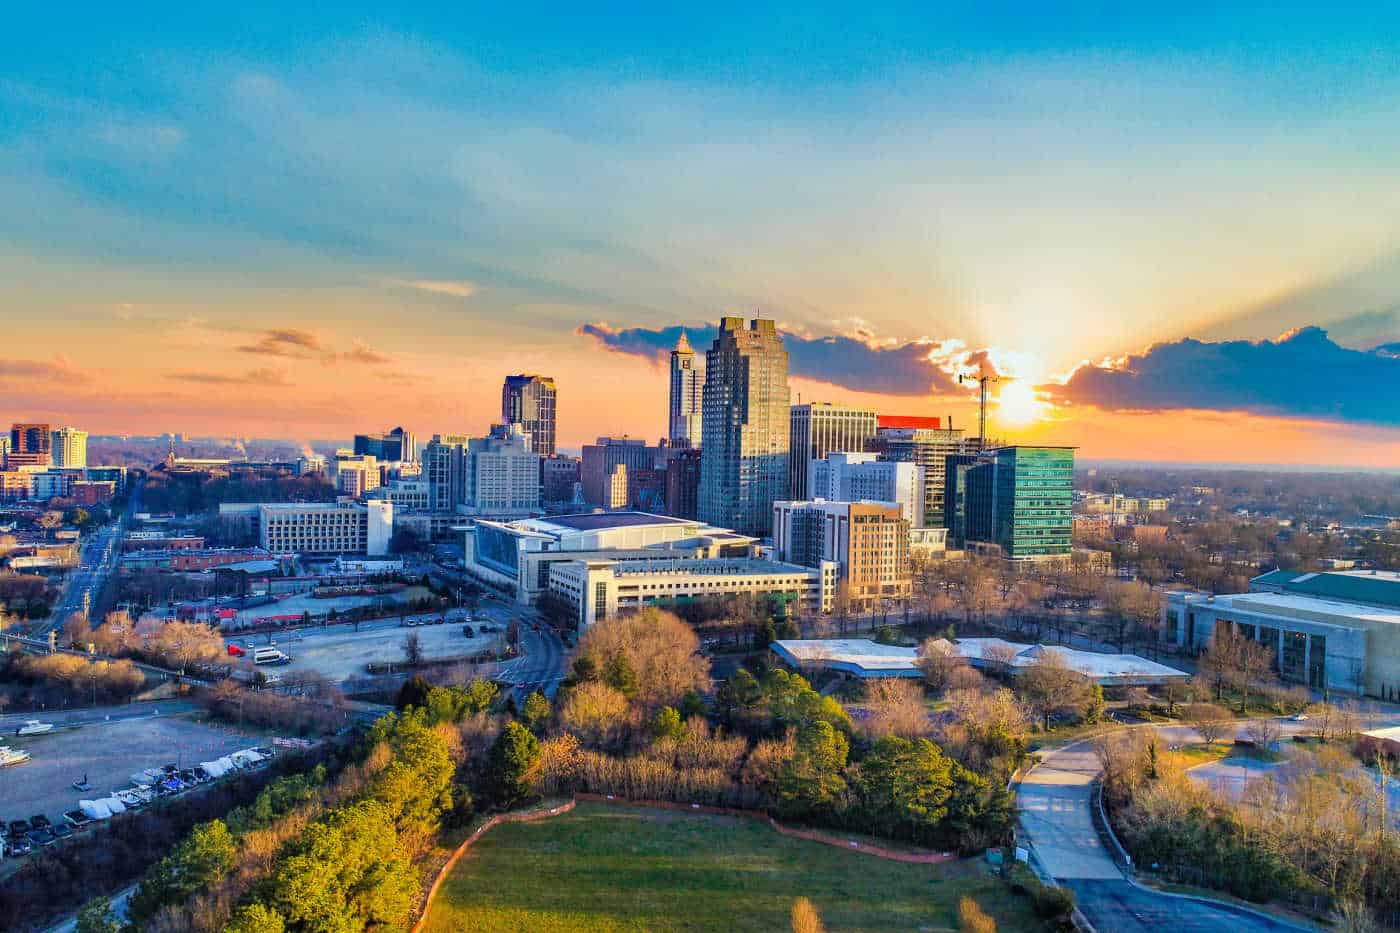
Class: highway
495,616,568,700
38,489,138,636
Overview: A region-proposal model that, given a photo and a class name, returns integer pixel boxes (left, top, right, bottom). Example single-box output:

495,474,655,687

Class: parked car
63,810,92,828
25,828,55,847
50,824,74,840
462,624,476,637
29,815,50,830
7,819,32,839
5,837,32,857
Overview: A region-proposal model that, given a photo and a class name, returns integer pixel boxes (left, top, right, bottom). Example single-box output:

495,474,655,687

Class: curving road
1017,721,1324,932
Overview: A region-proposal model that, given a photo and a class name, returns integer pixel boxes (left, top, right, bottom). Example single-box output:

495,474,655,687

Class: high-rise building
467,424,541,514
941,453,982,549
423,433,472,512
772,499,911,606
664,447,703,519
699,317,790,536
7,423,52,469
580,437,659,507
502,375,557,457
944,446,1075,561
668,330,703,447
541,455,582,503
333,452,381,496
353,426,416,463
868,421,969,528
808,452,924,526
50,427,88,469
788,403,878,500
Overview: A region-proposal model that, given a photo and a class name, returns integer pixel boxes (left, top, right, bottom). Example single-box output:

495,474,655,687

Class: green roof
1250,570,1400,610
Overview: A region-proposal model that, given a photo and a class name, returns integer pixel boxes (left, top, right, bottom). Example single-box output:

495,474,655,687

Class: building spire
674,329,692,353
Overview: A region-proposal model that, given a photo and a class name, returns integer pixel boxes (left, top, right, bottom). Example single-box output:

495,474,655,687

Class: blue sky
2,4,1399,462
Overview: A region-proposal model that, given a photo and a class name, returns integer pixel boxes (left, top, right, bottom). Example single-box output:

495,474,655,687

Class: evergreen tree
485,721,542,808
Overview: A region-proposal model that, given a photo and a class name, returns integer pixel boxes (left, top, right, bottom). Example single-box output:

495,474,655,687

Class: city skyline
3,8,1400,466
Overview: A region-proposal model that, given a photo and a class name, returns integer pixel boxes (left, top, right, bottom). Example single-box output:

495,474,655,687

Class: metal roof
1250,568,1400,610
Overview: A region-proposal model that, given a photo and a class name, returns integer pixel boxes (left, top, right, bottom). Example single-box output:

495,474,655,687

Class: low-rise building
256,499,393,556
1164,569,1400,697
466,510,757,604
548,556,836,629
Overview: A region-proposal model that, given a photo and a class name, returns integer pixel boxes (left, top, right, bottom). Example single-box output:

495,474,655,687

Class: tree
863,678,929,739
791,897,826,933
958,896,997,933
603,651,639,699
576,608,710,708
560,681,630,749
128,819,237,926
402,631,423,667
777,720,849,818
1185,702,1232,745
75,898,122,933
652,706,686,741
717,669,763,720
917,638,973,692
224,903,287,933
395,674,433,711
1243,717,1282,751
1197,626,1275,706
485,721,542,809
1018,650,1093,731
521,690,551,733
853,735,955,842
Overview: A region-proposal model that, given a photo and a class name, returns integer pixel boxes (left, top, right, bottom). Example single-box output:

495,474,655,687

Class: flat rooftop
772,637,1188,683
1191,590,1400,627
606,558,816,577
1251,568,1400,610
538,511,691,531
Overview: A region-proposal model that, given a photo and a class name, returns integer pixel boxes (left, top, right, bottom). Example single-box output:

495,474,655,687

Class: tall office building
698,317,790,537
7,423,52,469
664,447,703,519
541,455,582,503
50,427,88,469
668,331,703,447
423,433,473,511
944,446,1075,561
353,426,416,463
868,418,969,528
502,374,557,457
788,403,878,500
580,436,659,507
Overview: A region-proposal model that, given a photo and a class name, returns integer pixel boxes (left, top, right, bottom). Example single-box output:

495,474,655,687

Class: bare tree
1243,717,1282,752
1019,650,1093,731
862,678,929,739
402,631,423,667
1185,702,1232,745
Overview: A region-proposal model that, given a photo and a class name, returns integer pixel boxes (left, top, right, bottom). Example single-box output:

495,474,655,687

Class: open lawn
421,802,1052,933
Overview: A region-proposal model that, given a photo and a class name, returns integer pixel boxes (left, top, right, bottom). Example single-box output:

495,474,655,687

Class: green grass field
421,802,1052,932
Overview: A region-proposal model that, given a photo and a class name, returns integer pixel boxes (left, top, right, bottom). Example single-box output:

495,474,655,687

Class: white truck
252,646,291,665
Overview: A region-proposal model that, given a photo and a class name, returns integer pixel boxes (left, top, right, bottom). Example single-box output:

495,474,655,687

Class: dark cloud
577,322,969,396
1045,327,1400,426
236,329,324,357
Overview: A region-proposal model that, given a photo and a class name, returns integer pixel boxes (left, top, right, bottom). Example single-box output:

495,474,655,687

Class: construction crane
959,368,1001,452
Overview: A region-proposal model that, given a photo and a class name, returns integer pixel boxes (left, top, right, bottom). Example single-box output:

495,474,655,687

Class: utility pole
959,369,1001,451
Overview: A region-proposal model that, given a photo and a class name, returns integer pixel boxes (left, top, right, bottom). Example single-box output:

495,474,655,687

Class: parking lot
260,617,507,682
0,714,267,829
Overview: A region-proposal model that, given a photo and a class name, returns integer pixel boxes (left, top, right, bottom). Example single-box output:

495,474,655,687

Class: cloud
1045,327,1400,426
389,279,477,299
166,367,290,386
236,329,324,357
577,322,993,396
323,340,394,366
0,358,88,383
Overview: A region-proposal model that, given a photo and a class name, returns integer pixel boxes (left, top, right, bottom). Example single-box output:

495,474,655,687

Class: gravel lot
263,620,504,682
0,715,265,824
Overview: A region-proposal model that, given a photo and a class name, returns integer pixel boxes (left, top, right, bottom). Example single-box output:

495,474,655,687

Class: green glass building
946,446,1074,560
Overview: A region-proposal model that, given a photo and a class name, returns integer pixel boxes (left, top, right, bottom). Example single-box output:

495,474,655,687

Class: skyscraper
698,317,790,536
580,436,659,507
501,375,557,457
668,330,703,447
788,402,878,500
51,426,88,469
7,423,52,468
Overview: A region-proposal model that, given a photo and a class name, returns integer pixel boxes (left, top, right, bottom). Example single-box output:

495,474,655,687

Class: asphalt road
495,614,568,700
1015,718,1369,932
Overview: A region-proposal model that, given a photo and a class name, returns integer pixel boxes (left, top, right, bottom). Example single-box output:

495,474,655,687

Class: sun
994,381,1049,426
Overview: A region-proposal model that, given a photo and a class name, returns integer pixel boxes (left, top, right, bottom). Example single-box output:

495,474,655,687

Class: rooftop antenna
958,368,1001,452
